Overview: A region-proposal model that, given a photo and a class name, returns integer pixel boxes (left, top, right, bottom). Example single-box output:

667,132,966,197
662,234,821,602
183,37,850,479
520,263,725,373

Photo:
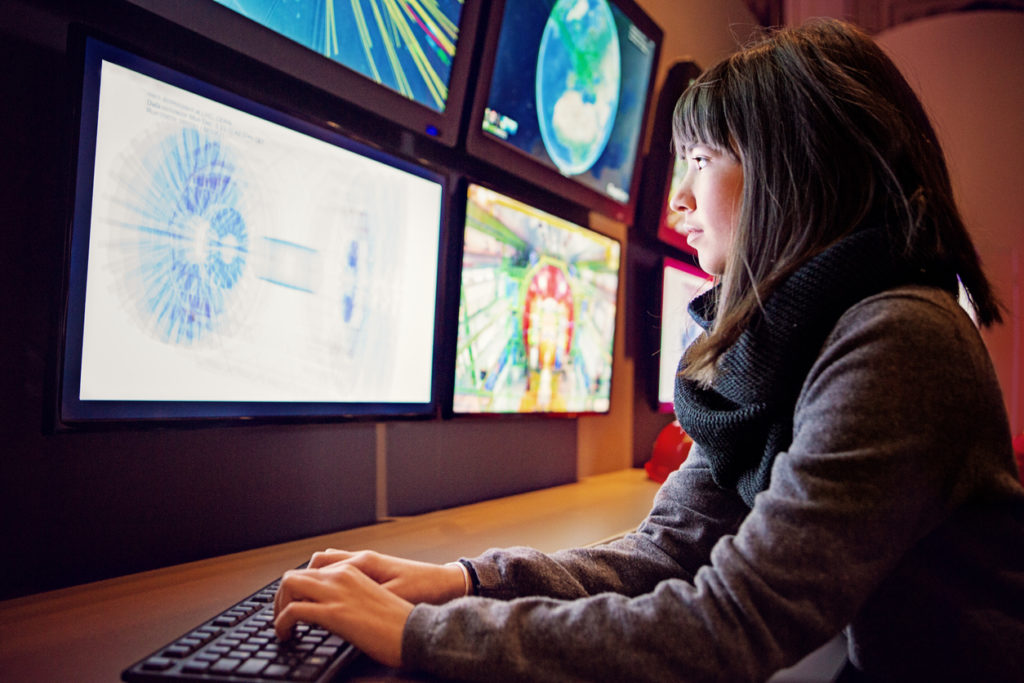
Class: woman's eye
691,156,709,170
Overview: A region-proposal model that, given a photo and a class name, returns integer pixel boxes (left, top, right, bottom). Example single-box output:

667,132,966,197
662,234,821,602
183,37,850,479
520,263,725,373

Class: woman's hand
272,550,470,668
273,562,413,668
305,549,469,604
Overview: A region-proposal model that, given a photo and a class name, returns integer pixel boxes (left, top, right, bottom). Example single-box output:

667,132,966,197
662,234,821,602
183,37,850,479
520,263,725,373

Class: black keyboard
122,574,360,682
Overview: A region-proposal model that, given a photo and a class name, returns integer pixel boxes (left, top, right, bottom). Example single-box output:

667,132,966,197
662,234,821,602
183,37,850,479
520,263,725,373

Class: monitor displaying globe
467,0,661,223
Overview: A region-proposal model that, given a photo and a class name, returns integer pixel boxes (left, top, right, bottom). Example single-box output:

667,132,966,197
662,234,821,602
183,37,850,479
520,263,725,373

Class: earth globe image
536,0,622,177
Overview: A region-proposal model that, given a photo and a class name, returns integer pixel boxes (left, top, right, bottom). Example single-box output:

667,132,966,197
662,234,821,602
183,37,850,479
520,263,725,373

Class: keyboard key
304,655,329,669
261,663,292,679
289,664,324,681
210,657,242,674
236,658,269,676
141,656,173,671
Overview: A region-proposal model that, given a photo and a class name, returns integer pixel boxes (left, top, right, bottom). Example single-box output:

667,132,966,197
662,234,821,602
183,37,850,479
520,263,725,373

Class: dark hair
673,19,1002,381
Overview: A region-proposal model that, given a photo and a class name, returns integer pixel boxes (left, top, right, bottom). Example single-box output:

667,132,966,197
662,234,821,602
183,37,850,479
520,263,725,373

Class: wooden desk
0,469,659,683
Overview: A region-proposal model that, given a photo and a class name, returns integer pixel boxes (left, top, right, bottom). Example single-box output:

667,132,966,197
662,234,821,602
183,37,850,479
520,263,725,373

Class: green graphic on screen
213,0,464,112
536,0,620,176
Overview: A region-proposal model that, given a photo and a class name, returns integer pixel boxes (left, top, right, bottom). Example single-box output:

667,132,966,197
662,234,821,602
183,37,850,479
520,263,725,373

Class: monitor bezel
444,177,623,419
56,29,454,429
464,0,662,224
121,0,486,148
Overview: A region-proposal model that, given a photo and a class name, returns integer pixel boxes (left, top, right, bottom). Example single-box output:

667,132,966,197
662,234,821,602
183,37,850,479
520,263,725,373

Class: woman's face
669,144,744,275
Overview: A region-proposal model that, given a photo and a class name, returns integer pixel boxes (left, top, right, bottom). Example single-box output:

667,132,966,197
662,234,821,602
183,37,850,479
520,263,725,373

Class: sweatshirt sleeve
464,447,750,602
401,289,1003,682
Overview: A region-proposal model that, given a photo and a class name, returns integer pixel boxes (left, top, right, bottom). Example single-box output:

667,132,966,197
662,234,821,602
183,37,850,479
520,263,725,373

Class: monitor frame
633,59,702,253
444,177,622,418
55,28,455,429
464,0,662,224
121,0,486,148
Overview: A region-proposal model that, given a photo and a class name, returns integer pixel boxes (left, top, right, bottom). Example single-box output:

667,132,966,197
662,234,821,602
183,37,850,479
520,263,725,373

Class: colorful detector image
454,184,621,415
212,0,464,112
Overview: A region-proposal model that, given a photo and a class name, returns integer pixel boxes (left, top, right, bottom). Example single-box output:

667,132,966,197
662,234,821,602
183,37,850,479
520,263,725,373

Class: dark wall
0,0,579,600
386,420,578,516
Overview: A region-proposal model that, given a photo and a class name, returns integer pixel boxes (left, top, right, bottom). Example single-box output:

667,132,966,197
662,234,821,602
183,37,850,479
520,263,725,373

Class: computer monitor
634,60,702,253
57,35,448,425
451,183,621,415
123,0,484,146
465,0,661,223
657,257,712,412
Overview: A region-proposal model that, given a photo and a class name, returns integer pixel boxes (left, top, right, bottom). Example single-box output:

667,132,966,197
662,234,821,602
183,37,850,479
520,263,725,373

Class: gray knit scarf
673,227,947,507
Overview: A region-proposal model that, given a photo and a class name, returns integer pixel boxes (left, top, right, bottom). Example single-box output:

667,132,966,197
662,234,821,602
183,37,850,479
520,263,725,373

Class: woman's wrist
444,559,479,599
446,561,472,597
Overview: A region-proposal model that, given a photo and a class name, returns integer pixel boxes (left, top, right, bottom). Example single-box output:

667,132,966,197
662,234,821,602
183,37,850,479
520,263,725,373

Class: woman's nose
669,174,694,214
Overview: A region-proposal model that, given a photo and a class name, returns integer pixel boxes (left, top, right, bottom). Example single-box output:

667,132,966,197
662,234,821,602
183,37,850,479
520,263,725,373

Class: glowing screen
657,258,711,410
211,0,465,112
454,184,620,415
63,39,444,420
480,0,657,205
656,156,696,255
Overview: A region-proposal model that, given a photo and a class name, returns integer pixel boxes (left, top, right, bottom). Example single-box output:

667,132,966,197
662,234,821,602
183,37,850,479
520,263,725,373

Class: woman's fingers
273,568,333,617
273,600,330,641
278,548,464,612
308,548,354,568
273,562,412,668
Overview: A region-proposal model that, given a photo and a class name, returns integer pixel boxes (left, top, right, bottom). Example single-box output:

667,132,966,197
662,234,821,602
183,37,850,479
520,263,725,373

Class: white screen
657,262,711,407
78,59,442,405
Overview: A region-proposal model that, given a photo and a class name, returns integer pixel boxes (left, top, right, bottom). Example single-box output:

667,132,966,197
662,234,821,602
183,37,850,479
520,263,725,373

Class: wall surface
877,11,1024,434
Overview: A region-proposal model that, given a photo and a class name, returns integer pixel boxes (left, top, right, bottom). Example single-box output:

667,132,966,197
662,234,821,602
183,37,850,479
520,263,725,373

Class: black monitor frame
464,0,662,224
633,59,702,252
121,0,486,148
55,27,456,429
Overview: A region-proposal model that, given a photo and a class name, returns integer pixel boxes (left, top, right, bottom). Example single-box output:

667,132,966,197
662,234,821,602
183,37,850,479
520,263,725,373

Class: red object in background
1013,433,1024,485
645,420,694,483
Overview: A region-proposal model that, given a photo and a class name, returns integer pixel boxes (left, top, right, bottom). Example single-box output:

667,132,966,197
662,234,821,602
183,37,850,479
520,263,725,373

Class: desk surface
0,468,659,683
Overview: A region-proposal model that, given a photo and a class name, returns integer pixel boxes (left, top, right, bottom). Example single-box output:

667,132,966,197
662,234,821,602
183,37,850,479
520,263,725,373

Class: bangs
672,66,735,157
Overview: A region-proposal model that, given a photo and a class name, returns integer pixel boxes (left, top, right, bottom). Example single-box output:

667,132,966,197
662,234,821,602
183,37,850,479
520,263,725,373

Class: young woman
274,19,1024,681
